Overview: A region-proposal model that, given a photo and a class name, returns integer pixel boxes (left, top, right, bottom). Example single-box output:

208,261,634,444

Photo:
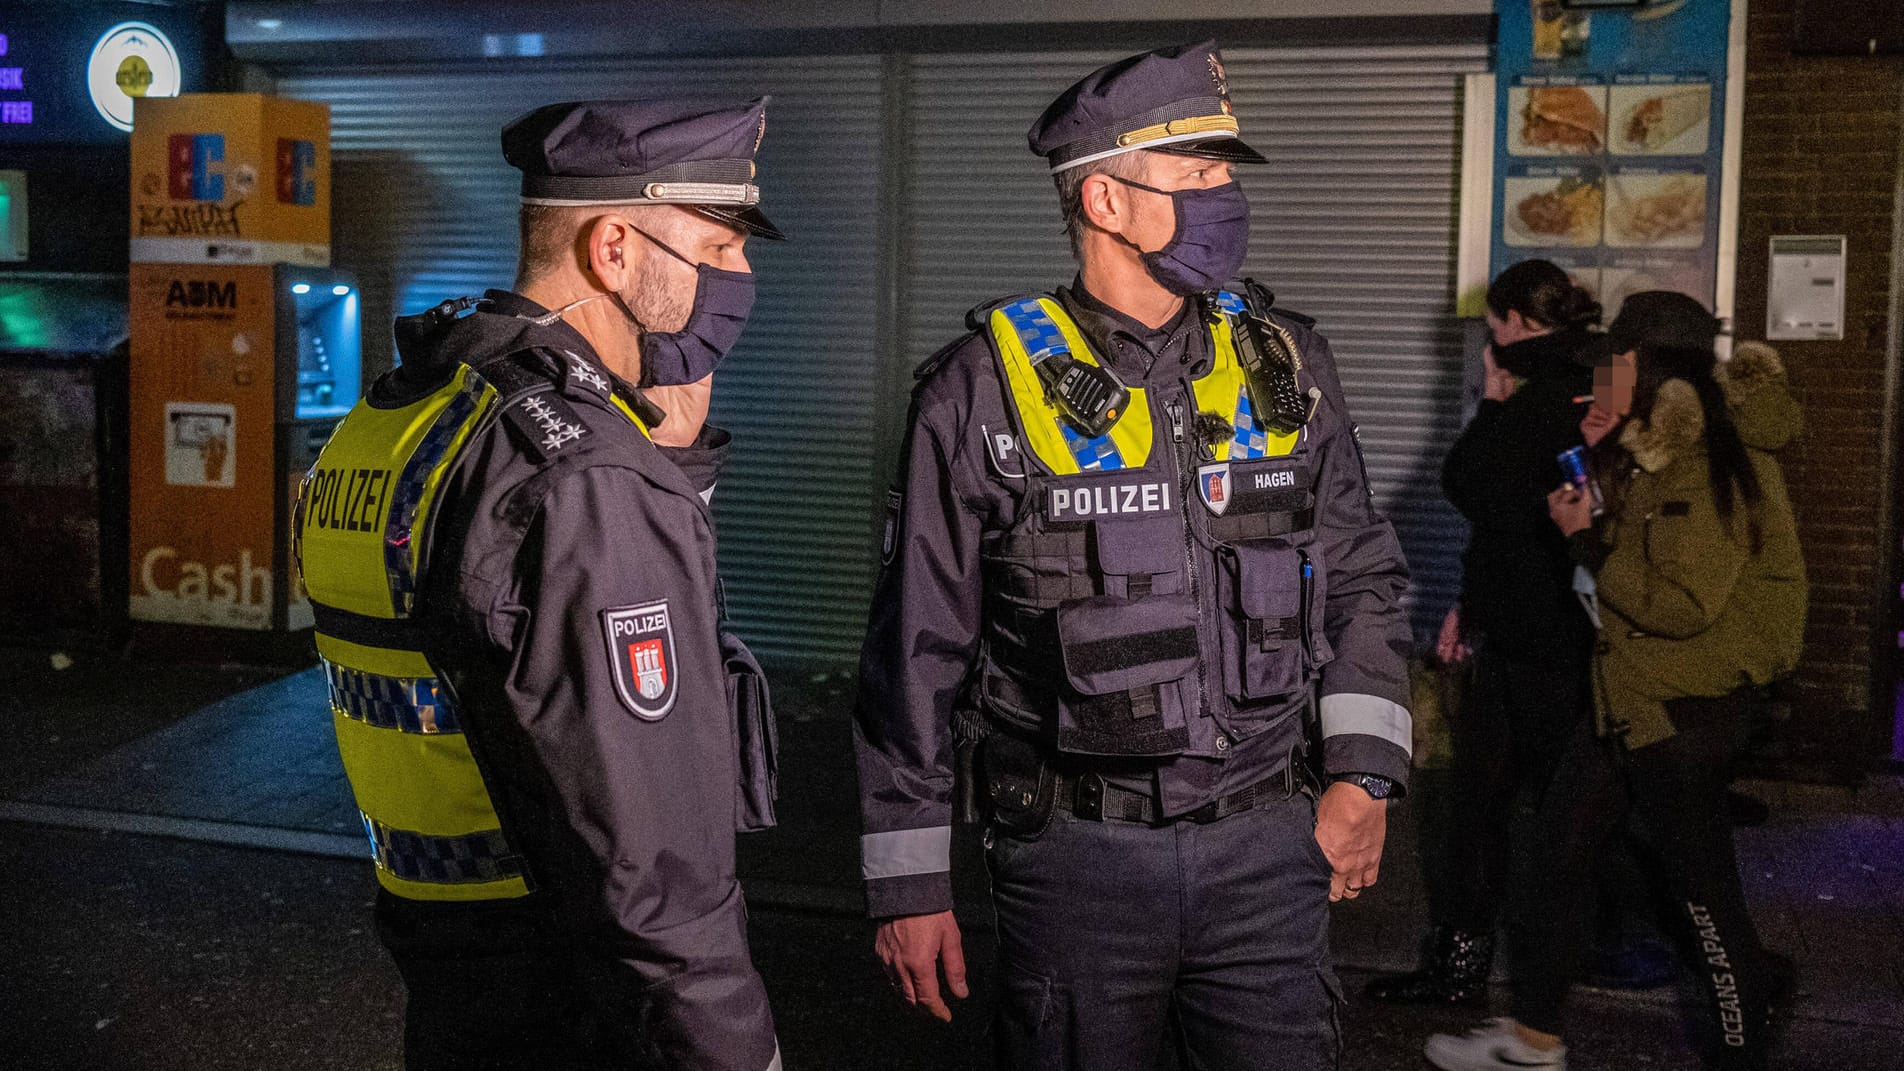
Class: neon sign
0,30,23,126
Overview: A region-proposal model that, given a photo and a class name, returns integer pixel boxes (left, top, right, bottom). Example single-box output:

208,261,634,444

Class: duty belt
1056,766,1298,826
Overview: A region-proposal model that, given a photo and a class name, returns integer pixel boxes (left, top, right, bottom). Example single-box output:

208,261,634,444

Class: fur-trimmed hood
1619,341,1800,472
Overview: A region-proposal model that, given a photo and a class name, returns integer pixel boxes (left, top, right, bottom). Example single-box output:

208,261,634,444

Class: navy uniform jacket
854,283,1414,919
391,290,778,1070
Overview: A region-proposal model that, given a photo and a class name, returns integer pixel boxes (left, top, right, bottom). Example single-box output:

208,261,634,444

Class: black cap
502,97,783,240
1604,290,1721,356
1028,41,1268,174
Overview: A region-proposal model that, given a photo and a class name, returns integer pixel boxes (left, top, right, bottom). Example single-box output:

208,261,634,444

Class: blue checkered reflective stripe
999,298,1125,472
999,298,1068,361
323,659,463,735
361,814,525,885
1059,425,1126,471
383,381,484,617
1214,290,1246,316
1231,385,1271,459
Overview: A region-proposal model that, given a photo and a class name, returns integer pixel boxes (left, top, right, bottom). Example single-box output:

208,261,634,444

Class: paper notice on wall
164,401,235,487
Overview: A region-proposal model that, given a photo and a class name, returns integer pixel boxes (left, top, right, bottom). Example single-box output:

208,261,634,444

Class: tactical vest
297,349,649,902
974,293,1333,758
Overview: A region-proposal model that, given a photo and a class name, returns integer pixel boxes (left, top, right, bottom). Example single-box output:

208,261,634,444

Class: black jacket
379,290,779,1070
1441,329,1597,665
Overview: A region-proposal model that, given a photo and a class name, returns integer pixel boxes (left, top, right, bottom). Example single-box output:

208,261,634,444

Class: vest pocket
1051,592,1198,757
1217,540,1328,706
1090,514,1185,597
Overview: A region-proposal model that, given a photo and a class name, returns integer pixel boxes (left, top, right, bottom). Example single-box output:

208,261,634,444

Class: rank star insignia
565,353,610,394
520,395,589,454
602,601,678,720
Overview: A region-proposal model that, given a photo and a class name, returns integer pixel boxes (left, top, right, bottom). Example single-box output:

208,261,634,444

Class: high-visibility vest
985,291,1299,476
297,354,649,901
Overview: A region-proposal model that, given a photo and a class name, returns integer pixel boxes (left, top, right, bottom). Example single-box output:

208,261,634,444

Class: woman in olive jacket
1425,292,1805,1071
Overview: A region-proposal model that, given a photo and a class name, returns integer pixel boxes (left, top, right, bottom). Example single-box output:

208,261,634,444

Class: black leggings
1509,716,1775,1068
1428,646,1586,935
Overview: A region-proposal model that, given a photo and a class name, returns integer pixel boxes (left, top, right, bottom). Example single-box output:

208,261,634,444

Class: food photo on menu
1610,82,1712,156
1510,84,1607,155
1606,171,1707,249
1504,169,1604,248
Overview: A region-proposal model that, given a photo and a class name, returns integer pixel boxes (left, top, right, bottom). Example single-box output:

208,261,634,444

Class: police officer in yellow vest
297,98,783,1071
855,44,1414,1068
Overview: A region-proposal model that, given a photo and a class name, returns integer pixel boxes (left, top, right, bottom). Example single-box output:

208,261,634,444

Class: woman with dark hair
1368,258,1600,1005
1425,292,1805,1071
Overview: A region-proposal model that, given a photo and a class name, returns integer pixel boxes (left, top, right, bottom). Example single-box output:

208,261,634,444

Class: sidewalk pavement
3,647,1900,1037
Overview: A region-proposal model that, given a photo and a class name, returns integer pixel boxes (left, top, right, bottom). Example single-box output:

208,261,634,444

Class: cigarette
1572,395,1594,404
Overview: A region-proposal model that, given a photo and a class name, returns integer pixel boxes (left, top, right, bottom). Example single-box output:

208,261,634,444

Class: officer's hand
874,910,969,1022
1436,606,1470,667
646,373,714,448
1315,781,1386,903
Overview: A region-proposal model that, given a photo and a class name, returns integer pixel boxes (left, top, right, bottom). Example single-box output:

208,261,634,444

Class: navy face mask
1114,177,1251,296
623,226,757,386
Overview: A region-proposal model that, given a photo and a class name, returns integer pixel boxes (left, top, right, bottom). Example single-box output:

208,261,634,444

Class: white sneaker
1424,1018,1568,1071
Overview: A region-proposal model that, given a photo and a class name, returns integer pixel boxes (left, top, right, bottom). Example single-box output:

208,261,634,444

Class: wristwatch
1330,772,1396,800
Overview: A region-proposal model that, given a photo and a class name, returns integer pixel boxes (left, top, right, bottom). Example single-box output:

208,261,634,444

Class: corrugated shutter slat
277,56,884,662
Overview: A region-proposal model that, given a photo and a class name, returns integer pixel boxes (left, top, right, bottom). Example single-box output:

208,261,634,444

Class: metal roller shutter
899,45,1488,639
274,56,884,662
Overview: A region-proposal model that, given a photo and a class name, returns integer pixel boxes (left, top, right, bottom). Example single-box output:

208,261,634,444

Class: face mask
1113,177,1251,296
625,225,757,386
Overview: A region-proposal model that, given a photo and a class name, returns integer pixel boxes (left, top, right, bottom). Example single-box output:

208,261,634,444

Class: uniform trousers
1508,715,1776,1068
987,789,1341,1071
376,893,612,1071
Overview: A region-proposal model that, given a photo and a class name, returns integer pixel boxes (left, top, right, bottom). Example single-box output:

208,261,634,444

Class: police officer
297,98,784,1071
854,43,1414,1068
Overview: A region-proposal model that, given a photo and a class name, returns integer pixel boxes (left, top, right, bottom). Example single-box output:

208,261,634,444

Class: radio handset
1031,348,1130,441
1231,278,1310,436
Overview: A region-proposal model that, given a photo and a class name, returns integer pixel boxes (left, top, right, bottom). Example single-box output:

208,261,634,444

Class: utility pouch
720,631,779,832
1215,540,1330,712
1053,592,1198,756
979,729,1058,840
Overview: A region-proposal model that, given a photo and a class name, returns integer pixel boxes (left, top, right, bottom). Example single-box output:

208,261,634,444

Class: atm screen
287,275,361,420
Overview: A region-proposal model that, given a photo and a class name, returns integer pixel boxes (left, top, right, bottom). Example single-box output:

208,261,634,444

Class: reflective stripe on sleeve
1319,692,1413,754
860,826,952,880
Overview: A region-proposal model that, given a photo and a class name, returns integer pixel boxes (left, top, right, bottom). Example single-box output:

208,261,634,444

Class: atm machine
126,93,355,632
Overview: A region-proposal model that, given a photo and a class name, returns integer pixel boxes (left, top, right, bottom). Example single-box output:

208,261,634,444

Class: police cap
502,97,784,240
1028,41,1268,174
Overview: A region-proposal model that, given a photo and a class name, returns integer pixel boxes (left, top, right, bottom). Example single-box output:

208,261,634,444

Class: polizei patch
1045,474,1173,523
602,601,677,721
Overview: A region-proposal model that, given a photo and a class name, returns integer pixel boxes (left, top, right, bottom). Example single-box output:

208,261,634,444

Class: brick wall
1733,0,1904,772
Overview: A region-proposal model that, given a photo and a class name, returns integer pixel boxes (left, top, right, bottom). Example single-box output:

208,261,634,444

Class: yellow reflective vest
297,355,648,902
985,291,1299,475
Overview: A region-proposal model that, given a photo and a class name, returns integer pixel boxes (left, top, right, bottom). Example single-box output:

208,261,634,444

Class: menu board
1491,0,1732,312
